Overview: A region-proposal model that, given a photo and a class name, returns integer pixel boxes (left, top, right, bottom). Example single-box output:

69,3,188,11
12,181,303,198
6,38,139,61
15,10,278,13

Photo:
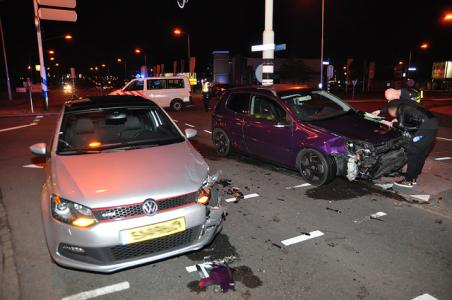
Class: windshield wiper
102,143,160,152
58,149,101,155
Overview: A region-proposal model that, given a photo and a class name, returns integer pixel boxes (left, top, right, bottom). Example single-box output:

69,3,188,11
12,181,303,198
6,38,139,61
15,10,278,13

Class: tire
212,129,231,157
170,99,184,112
296,148,335,186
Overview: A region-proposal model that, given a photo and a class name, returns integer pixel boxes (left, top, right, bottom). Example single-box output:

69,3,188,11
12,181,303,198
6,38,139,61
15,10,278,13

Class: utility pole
0,16,12,101
320,0,325,89
33,0,49,110
262,0,274,86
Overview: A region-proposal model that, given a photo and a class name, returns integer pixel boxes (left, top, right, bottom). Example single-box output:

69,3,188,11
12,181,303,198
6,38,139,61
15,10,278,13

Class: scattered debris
327,242,338,247
198,264,235,293
434,219,443,224
218,179,232,187
374,182,394,190
410,194,430,203
326,207,342,214
354,212,387,224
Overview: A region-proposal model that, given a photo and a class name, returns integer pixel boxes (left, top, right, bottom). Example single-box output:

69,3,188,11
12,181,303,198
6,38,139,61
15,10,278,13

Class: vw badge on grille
142,199,158,216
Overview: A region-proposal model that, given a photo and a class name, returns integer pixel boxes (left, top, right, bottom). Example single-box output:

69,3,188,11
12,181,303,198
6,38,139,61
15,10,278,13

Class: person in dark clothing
372,88,421,116
386,101,438,188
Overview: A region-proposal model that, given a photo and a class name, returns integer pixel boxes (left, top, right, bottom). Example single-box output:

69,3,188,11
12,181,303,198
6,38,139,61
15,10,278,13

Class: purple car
212,85,407,185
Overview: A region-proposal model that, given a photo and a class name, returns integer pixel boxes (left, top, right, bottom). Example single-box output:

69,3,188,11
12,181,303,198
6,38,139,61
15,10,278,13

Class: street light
420,42,429,50
443,12,452,22
117,57,127,79
64,34,73,40
48,49,55,54
173,27,191,73
134,48,147,66
50,57,55,61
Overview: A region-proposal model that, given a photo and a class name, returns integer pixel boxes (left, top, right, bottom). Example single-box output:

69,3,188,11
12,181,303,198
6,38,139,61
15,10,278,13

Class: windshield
57,107,184,155
280,90,353,121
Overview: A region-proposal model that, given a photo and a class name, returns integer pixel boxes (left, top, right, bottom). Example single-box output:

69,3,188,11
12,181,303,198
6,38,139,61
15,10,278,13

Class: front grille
93,192,197,221
58,225,202,265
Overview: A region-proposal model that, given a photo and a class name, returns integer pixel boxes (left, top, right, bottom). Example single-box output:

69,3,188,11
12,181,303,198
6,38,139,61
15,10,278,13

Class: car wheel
170,99,184,112
297,149,335,186
213,129,231,157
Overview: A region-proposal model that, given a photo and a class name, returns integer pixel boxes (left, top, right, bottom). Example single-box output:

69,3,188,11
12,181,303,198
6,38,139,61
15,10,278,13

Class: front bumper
42,188,225,273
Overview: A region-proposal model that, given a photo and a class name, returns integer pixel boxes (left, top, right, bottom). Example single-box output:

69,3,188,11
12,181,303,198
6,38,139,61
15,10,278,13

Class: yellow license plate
120,218,186,245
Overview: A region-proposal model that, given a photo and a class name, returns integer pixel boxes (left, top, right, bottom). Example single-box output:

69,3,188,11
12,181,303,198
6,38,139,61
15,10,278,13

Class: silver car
30,96,225,273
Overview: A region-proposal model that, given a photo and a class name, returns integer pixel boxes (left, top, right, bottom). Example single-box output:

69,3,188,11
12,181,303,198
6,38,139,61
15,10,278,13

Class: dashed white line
437,137,452,142
62,281,130,300
285,183,311,189
411,293,438,300
0,123,37,133
281,230,324,246
184,123,196,128
203,130,212,134
23,164,44,169
225,193,259,203
434,156,452,161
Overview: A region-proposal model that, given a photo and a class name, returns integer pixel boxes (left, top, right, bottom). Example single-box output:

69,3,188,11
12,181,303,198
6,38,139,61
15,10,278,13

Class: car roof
64,95,158,112
226,84,314,96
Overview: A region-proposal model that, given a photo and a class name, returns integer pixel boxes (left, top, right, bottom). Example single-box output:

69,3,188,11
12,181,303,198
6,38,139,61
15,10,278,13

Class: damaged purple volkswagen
212,85,407,186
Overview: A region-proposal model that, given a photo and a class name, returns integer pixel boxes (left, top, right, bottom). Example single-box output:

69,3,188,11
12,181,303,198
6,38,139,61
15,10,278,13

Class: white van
110,76,191,111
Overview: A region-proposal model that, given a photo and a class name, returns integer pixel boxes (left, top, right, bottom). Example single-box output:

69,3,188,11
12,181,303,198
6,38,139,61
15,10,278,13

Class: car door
224,92,251,153
244,94,295,166
146,79,168,107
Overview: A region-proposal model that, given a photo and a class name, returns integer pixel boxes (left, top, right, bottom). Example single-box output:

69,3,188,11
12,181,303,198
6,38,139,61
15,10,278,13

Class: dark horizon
0,0,451,84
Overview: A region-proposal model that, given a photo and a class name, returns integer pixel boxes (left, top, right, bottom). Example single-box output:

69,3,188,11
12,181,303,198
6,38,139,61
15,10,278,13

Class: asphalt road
0,96,451,300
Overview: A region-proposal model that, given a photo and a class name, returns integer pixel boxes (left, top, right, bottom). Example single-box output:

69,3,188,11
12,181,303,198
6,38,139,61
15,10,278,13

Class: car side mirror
274,120,293,128
30,143,47,156
185,128,197,140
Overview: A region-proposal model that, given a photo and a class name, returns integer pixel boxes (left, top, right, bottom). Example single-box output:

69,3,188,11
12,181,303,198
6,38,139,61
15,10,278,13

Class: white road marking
411,293,438,300
62,281,130,300
437,137,452,142
185,123,196,128
23,164,44,169
203,130,212,134
35,115,44,119
285,183,311,189
0,123,37,133
173,119,179,122
410,194,430,202
281,230,324,246
434,156,452,161
370,212,387,218
225,193,259,203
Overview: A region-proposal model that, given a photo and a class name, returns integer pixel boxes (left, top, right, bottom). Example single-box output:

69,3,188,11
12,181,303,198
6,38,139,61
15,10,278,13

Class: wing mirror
30,143,47,156
274,120,293,128
185,128,197,140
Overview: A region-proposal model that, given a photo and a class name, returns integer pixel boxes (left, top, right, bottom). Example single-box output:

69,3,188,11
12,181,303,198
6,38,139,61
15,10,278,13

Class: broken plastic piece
198,264,235,293
326,207,342,214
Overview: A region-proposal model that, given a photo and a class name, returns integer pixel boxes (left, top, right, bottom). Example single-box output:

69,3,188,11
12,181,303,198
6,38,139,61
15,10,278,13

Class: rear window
226,93,250,115
147,79,185,90
167,79,185,89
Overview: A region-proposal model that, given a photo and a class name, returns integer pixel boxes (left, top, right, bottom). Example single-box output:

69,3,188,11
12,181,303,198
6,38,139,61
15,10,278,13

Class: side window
226,93,251,115
167,79,184,89
251,95,286,123
124,80,144,91
147,79,167,90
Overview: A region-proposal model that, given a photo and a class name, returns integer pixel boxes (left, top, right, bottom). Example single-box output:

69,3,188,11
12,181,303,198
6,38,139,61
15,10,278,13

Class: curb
0,189,20,300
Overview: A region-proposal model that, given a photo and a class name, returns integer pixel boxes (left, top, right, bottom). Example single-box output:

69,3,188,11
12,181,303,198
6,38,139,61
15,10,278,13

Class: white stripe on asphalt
411,293,438,300
35,115,44,119
281,230,324,246
185,123,196,128
0,123,37,133
434,157,452,161
23,164,44,169
285,183,311,189
225,193,259,203
203,130,212,134
370,212,387,218
62,282,130,300
437,137,452,142
186,263,212,278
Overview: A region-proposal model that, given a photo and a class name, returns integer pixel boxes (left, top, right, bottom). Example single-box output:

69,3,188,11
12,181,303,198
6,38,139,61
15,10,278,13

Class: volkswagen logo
142,199,158,216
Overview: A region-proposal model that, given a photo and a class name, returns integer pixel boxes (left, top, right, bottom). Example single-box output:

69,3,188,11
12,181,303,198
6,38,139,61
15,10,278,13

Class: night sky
0,0,451,84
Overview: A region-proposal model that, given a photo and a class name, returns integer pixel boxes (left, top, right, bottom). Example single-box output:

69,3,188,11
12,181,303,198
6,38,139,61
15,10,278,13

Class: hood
51,141,208,208
307,111,401,145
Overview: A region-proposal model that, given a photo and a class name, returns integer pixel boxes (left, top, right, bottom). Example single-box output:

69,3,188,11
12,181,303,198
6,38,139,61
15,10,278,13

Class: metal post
187,34,191,74
407,50,412,81
124,61,127,79
0,16,12,101
33,0,49,110
262,0,274,86
320,0,325,89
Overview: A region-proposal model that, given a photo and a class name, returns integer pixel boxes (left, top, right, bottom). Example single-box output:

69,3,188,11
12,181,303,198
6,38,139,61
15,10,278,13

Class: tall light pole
262,0,274,86
319,0,325,89
0,15,12,100
173,28,191,73
33,0,49,110
134,48,147,67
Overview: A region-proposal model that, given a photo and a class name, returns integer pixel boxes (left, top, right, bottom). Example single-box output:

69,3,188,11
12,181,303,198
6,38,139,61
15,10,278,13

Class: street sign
327,65,334,80
37,0,76,8
70,67,76,79
274,44,286,51
38,8,77,22
352,79,358,87
255,64,263,83
251,43,286,52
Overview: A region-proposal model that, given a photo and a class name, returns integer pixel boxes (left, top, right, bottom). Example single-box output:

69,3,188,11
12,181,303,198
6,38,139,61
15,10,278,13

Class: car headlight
196,188,211,205
50,194,97,228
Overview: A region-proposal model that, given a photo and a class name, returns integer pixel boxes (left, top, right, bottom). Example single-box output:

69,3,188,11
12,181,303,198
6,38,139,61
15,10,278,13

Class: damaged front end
335,138,408,181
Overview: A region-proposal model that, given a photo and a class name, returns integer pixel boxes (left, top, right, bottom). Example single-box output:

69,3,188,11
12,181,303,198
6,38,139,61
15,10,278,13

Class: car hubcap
300,152,325,183
173,102,182,110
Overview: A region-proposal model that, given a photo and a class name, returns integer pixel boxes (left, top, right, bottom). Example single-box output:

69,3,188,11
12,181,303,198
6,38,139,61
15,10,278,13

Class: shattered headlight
197,171,222,206
50,194,97,228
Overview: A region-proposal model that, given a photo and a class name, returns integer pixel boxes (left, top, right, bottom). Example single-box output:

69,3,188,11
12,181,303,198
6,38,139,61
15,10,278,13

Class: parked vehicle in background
212,85,407,186
30,95,224,272
212,83,234,98
110,76,192,111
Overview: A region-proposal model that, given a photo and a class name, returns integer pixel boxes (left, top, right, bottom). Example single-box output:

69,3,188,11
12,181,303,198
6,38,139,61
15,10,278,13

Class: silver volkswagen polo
30,96,225,273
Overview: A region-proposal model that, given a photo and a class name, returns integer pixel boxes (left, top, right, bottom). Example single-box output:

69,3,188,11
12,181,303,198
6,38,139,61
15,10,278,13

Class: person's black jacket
392,102,436,132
